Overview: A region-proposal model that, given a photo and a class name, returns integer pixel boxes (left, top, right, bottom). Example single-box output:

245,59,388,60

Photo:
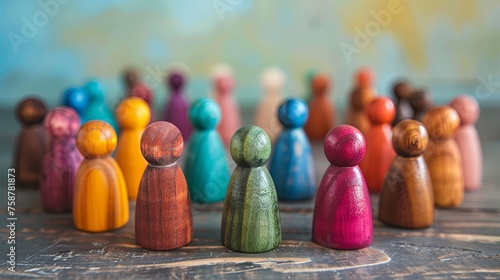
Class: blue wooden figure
62,87,89,120
184,98,230,203
269,98,316,201
82,80,119,133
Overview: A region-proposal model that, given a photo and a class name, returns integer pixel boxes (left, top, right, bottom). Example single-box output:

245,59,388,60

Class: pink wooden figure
450,95,482,191
214,75,242,146
312,125,372,250
40,107,83,213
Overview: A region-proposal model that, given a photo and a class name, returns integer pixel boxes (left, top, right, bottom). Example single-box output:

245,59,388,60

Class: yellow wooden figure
115,97,151,200
73,121,129,232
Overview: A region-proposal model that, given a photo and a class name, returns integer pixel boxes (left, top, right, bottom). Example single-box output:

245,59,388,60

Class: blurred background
1,0,500,114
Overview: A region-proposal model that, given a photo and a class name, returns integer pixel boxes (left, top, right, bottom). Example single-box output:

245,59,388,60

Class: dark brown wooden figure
410,89,433,121
422,106,464,208
450,95,482,191
379,120,434,229
304,74,336,141
136,121,193,251
123,68,140,92
392,81,413,126
14,97,48,187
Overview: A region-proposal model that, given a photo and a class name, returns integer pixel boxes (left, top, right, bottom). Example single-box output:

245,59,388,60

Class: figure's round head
123,68,140,89
410,89,433,111
214,75,234,95
324,125,365,167
355,68,374,87
230,125,271,168
16,98,47,126
45,107,80,138
76,121,117,158
189,98,221,130
392,120,428,157
167,71,185,92
278,98,308,128
422,106,460,140
449,95,479,125
261,67,285,92
312,74,330,96
62,87,89,115
393,81,412,99
116,97,151,129
85,80,105,101
366,97,396,125
140,121,183,166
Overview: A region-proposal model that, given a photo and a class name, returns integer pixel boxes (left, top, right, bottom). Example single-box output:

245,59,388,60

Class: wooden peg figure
73,121,129,232
123,68,154,121
136,122,193,250
410,89,433,121
450,95,482,191
62,87,89,119
221,125,281,253
115,97,151,200
346,68,376,137
304,74,336,141
422,106,463,208
184,98,230,203
214,75,242,146
83,80,119,133
360,97,396,193
14,97,48,187
254,67,285,143
163,71,192,140
379,120,434,229
312,125,372,249
40,107,83,213
123,68,140,92
392,81,413,126
269,98,316,201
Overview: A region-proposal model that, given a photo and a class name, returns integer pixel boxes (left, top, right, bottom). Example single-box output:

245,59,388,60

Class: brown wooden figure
379,120,434,229
346,68,375,137
410,89,433,121
304,74,336,141
392,81,413,126
422,106,464,208
360,97,396,193
123,68,140,92
136,121,193,250
450,95,482,191
14,97,48,187
73,121,129,232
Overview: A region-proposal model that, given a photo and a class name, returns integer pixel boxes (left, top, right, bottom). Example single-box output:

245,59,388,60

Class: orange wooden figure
346,68,376,137
360,97,396,192
73,121,129,232
422,106,464,208
115,97,151,200
136,122,193,250
304,74,336,141
450,95,482,191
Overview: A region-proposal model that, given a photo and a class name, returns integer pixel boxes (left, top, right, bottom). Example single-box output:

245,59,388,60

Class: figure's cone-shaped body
392,81,413,126
304,74,336,141
163,71,192,140
346,68,375,137
214,75,242,146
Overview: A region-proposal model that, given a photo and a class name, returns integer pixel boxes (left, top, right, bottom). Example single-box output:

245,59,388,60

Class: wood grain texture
73,121,129,232
136,121,192,250
40,107,82,213
379,120,434,229
115,97,150,200
163,71,192,140
392,81,413,126
423,106,464,208
304,74,336,141
345,69,375,137
313,125,373,250
222,125,281,253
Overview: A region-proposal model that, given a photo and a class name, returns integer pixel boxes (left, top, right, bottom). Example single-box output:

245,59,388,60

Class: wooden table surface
0,108,499,279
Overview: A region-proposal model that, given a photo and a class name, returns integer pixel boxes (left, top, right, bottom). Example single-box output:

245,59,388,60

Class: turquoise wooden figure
221,125,281,253
82,80,119,133
269,98,316,201
184,98,230,203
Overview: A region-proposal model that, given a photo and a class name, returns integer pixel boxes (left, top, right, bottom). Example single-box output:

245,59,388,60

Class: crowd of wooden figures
13,66,482,253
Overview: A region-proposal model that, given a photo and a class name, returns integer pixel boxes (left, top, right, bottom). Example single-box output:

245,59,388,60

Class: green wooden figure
221,125,281,253
184,98,230,203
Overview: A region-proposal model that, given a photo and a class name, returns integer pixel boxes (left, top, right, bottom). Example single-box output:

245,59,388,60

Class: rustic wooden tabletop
1,108,499,279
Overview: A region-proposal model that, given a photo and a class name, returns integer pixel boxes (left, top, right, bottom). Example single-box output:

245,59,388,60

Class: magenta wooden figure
450,95,482,191
40,107,83,213
214,75,242,146
312,125,372,250
163,71,192,140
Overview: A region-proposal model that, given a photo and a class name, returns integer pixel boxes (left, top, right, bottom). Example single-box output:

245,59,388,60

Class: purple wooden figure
312,125,373,250
163,71,192,140
40,107,83,213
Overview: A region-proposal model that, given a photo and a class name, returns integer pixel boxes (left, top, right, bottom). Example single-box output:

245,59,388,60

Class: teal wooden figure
184,98,230,203
221,125,281,253
269,98,316,201
82,80,119,133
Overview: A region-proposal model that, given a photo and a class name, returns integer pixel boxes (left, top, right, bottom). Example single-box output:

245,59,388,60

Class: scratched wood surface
0,108,500,279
